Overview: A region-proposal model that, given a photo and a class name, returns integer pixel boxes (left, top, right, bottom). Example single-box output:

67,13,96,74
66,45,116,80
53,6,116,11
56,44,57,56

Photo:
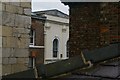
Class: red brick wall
69,3,101,57
68,2,119,57
32,18,44,46
30,18,45,64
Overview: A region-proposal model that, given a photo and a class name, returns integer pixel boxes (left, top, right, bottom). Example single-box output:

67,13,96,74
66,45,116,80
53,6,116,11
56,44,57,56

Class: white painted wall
44,14,69,64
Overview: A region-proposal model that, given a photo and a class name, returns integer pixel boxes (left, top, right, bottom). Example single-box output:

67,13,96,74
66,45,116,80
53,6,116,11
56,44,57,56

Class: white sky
32,0,69,14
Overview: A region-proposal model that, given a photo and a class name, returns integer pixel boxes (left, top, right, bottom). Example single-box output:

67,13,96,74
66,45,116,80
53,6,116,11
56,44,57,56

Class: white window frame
30,29,35,46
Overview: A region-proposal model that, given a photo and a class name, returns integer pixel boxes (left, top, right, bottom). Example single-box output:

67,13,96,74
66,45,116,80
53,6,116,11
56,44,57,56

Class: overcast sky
32,0,69,14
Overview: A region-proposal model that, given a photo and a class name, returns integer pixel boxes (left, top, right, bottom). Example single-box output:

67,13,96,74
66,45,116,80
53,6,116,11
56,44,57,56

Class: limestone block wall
0,1,31,76
0,2,2,77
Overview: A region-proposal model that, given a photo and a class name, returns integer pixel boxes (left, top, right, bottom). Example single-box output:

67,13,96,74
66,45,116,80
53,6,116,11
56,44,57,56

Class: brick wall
68,2,119,57
1,1,31,75
69,3,101,57
32,18,44,46
99,3,119,44
30,18,44,64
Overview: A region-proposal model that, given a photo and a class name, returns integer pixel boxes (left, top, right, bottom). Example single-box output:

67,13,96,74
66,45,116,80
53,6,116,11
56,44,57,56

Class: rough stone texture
2,12,15,27
8,58,17,64
0,16,1,27
17,58,29,64
2,64,12,75
2,58,9,65
2,48,12,57
6,4,17,13
15,48,29,57
0,64,2,76
0,37,2,48
2,2,31,76
20,2,31,8
17,6,23,14
2,26,13,37
24,8,31,16
0,26,2,36
9,2,20,7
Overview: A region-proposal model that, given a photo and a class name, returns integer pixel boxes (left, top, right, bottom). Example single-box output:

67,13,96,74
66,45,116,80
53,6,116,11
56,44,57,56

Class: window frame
30,29,35,46
66,40,69,57
53,38,59,58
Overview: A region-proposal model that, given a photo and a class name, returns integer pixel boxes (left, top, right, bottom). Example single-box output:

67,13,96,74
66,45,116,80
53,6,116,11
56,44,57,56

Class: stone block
2,1,10,3
5,37,17,48
2,58,8,64
0,2,1,11
0,13,1,22
17,58,29,64
20,0,31,2
2,26,13,37
15,14,24,28
24,8,31,16
20,34,30,38
2,48,11,57
6,4,17,13
2,12,15,27
0,48,2,59
8,58,17,64
20,2,31,8
0,64,2,76
9,0,20,2
24,16,31,28
2,37,7,48
2,36,18,48
2,64,12,76
14,28,30,34
0,3,5,11
15,48,29,57
17,38,29,48
0,26,2,36
17,6,23,14
2,3,5,11
9,2,20,6
0,40,1,47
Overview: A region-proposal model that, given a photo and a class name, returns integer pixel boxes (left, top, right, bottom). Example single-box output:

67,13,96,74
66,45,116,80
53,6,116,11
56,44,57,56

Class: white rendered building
33,9,69,64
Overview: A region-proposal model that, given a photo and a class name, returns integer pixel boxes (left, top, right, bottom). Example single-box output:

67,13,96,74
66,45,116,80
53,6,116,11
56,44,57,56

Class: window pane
30,29,35,45
53,39,58,57
66,41,69,57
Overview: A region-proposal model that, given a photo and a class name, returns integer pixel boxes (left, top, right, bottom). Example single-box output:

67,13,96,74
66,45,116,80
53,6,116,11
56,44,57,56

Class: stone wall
0,1,31,76
0,1,2,77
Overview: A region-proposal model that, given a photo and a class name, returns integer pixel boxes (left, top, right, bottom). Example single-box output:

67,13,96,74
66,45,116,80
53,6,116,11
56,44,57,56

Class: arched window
53,39,59,57
66,40,69,57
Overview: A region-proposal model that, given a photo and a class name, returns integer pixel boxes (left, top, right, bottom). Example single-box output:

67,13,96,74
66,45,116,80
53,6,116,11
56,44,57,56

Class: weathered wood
36,55,87,78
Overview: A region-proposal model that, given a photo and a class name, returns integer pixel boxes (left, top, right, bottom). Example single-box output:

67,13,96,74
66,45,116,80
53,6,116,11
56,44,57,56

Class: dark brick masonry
64,2,119,57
